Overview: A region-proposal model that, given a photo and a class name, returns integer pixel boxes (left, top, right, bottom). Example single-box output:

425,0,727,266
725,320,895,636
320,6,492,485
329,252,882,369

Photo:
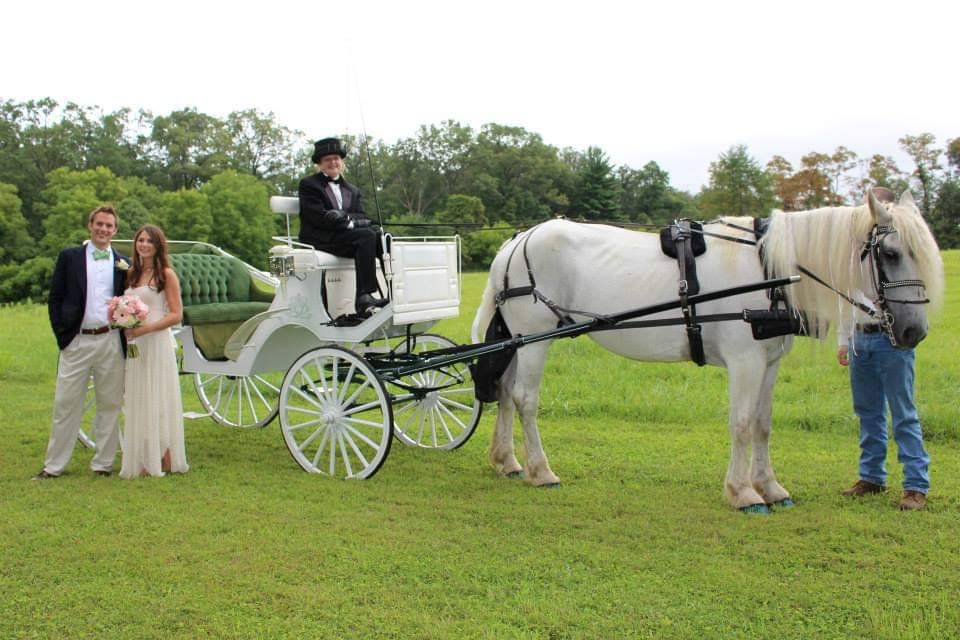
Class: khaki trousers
44,332,124,474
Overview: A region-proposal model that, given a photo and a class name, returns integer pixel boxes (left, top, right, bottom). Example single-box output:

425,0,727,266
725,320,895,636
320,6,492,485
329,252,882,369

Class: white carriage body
179,196,462,378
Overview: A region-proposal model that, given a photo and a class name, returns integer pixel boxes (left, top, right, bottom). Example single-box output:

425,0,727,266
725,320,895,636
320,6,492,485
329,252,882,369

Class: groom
34,205,128,479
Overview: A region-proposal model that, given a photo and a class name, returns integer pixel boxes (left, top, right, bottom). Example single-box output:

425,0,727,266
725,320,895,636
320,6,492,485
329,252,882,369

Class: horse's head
862,189,937,348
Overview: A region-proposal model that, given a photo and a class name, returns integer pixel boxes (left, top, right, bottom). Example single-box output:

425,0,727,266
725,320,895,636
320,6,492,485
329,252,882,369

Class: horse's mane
755,201,944,337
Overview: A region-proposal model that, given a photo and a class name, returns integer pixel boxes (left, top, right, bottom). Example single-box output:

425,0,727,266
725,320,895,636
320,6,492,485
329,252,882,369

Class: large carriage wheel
193,372,281,429
279,346,392,479
387,334,482,450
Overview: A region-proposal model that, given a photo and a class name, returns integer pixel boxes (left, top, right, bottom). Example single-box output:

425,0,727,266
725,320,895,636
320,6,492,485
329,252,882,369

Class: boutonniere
116,259,130,271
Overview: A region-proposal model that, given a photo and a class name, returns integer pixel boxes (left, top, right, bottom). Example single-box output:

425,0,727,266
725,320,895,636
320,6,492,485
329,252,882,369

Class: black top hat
311,137,347,163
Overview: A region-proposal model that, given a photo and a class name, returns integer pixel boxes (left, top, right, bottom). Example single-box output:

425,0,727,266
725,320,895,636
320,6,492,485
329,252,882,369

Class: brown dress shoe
899,490,927,511
842,479,886,496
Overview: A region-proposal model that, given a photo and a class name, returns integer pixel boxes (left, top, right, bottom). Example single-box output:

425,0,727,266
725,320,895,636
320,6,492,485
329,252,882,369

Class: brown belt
80,326,111,335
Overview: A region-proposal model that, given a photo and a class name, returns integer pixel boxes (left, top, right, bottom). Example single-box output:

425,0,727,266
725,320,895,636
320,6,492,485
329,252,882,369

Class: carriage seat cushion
171,254,272,326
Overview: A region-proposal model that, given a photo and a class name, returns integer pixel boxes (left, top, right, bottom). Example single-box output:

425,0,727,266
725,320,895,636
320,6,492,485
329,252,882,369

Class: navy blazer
48,245,129,351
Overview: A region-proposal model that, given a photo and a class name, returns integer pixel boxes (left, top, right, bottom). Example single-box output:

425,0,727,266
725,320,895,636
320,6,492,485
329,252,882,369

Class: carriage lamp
269,253,296,278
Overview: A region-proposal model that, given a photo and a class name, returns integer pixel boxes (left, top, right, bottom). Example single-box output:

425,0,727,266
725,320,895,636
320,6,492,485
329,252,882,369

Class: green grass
1,252,958,639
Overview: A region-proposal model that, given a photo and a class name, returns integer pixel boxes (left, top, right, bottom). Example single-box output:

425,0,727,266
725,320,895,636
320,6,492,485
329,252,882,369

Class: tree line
1,98,957,303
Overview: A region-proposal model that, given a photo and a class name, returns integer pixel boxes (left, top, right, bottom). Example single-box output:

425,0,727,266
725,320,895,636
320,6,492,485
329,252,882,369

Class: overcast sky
4,0,957,193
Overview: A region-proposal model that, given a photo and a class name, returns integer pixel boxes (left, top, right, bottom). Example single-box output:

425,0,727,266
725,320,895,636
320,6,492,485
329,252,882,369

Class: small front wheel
279,347,393,479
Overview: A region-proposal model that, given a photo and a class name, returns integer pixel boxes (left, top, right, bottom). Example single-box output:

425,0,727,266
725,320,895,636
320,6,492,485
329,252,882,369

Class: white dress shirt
81,243,115,329
329,180,343,208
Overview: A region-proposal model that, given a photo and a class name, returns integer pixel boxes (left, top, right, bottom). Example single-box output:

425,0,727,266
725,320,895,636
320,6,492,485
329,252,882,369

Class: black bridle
855,224,929,344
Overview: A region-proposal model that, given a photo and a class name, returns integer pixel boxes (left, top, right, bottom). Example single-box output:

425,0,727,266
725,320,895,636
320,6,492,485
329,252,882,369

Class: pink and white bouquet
107,295,149,357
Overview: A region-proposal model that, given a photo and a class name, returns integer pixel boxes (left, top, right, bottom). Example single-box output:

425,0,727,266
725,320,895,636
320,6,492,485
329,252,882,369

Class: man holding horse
837,190,932,511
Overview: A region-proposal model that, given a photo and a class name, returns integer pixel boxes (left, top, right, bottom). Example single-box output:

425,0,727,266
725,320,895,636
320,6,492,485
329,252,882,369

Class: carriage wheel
193,372,281,429
279,346,393,479
387,334,483,450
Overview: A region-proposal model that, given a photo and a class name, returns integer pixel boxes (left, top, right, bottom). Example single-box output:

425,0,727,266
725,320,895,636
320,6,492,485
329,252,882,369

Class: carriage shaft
375,275,799,381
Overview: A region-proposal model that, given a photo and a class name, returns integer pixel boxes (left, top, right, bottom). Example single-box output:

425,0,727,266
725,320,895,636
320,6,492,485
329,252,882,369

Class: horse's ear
898,190,917,207
868,187,896,204
867,189,893,225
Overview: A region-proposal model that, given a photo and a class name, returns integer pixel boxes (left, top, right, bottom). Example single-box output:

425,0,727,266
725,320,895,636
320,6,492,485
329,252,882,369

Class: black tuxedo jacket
298,173,369,252
48,245,129,351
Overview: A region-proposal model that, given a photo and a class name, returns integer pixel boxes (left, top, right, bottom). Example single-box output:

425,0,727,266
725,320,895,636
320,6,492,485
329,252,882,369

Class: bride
119,224,189,478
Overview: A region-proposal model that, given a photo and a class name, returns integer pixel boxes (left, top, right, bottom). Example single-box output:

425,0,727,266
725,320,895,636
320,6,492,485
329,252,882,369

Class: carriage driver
298,137,388,316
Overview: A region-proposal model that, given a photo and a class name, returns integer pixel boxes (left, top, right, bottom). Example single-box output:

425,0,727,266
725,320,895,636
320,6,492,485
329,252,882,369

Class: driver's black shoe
356,293,388,316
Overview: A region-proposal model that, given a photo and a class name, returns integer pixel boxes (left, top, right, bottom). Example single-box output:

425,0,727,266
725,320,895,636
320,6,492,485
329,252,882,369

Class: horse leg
488,357,523,477
750,360,792,506
725,360,768,510
512,343,560,486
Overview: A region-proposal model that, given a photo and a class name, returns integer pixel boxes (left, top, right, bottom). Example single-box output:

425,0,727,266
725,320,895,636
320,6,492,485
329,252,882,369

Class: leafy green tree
899,133,943,216
35,167,129,255
200,171,275,267
766,155,797,210
436,194,486,225
854,154,909,200
946,137,960,175
221,109,304,191
618,161,686,224
826,146,858,204
461,226,514,270
698,145,775,218
0,183,34,263
0,256,54,302
148,108,228,190
470,124,572,223
158,189,213,243
570,146,620,220
930,177,960,248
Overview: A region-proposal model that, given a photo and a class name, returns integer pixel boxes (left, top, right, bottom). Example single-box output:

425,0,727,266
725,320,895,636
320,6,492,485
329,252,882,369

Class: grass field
1,252,958,639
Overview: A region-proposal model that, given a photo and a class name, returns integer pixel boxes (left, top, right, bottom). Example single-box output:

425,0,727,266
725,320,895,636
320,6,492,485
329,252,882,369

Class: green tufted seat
170,254,274,360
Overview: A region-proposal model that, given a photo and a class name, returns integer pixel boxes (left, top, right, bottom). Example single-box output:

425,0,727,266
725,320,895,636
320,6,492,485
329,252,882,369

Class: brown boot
899,490,927,511
842,479,886,496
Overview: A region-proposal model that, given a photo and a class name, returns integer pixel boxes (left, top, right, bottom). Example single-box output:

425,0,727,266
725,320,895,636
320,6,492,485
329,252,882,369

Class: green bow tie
93,248,110,261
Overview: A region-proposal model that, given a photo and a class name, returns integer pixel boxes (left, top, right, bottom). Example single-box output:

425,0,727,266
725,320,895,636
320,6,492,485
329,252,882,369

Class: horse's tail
471,271,499,344
471,233,522,343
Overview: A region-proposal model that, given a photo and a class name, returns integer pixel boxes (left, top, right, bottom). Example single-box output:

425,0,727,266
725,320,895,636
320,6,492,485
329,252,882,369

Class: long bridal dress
119,285,189,478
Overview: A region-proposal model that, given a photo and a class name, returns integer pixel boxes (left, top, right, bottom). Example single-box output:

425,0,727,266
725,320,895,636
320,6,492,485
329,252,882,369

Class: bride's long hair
127,224,171,292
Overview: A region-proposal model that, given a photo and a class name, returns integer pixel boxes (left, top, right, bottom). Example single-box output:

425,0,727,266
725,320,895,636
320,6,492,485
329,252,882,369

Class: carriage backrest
171,254,252,306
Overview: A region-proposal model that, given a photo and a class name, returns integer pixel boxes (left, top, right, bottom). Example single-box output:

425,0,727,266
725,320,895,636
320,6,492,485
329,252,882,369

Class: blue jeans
850,332,929,493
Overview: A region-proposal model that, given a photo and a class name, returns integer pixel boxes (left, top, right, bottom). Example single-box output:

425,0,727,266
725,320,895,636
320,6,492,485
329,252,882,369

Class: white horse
471,190,943,511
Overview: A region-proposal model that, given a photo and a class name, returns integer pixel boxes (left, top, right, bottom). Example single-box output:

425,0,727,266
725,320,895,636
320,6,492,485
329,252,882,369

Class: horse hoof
740,503,771,515
770,498,795,509
505,470,524,479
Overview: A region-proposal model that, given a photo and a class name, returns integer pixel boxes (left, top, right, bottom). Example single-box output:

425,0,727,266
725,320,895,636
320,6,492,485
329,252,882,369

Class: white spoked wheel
279,346,393,479
388,334,483,450
193,372,281,429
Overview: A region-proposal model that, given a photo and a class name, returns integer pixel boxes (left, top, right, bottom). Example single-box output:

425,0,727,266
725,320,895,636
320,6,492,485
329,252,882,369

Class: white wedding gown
119,285,189,478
